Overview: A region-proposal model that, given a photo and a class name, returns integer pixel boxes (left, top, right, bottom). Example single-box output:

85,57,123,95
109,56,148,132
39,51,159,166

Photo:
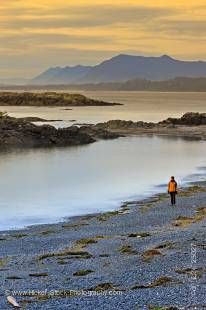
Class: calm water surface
1,91,206,127
0,92,206,230
0,135,206,230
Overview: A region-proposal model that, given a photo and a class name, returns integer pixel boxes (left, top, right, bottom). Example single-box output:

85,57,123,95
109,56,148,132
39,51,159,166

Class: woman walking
168,176,177,205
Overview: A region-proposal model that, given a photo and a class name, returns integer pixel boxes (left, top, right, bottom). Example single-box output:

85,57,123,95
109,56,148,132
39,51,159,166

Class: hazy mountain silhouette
79,54,206,83
1,77,206,91
31,54,206,85
31,67,61,85
31,65,92,85
117,77,206,91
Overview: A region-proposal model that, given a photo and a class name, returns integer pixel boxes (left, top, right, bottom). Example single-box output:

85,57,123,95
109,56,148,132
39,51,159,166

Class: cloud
1,5,176,29
0,33,112,46
0,1,205,78
153,20,206,37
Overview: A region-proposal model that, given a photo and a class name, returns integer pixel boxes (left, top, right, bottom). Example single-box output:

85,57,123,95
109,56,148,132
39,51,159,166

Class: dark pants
170,192,176,205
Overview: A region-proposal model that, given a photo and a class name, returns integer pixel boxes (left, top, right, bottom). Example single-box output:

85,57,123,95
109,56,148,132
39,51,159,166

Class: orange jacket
168,180,177,193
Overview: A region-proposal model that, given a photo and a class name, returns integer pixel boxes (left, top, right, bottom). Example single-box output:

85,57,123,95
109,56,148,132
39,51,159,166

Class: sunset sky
0,0,206,78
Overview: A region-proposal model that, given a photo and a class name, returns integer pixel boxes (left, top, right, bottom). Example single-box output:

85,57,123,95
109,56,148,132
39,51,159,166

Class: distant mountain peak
64,64,91,69
31,54,206,85
114,54,174,60
31,65,92,85
114,54,131,58
161,54,172,59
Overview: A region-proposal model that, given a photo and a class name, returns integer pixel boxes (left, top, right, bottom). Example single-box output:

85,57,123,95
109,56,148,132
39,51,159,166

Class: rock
0,92,121,106
95,119,155,130
18,117,63,122
159,112,206,126
1,112,205,148
95,112,206,131
0,115,120,148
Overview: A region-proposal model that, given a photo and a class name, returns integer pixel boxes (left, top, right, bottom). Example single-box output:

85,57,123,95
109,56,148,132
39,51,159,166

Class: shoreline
2,177,206,234
0,180,206,309
1,112,206,148
0,176,205,234
1,113,206,309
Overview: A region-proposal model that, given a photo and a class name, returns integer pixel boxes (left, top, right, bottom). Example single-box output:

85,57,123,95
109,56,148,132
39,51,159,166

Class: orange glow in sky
0,0,205,78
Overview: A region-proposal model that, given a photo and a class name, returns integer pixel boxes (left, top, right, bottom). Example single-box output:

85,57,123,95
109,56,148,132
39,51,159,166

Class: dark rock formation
0,92,121,107
95,113,206,131
95,119,156,130
1,112,205,148
80,125,121,140
159,112,206,126
0,115,119,148
18,117,62,122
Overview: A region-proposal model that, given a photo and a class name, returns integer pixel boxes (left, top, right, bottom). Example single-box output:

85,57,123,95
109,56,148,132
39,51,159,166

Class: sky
0,0,206,79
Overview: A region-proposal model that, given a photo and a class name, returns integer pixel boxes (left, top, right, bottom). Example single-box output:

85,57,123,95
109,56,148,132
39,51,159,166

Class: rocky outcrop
0,92,121,106
18,117,62,122
95,119,155,130
95,113,206,131
159,112,206,126
79,125,121,140
1,112,206,148
0,116,119,148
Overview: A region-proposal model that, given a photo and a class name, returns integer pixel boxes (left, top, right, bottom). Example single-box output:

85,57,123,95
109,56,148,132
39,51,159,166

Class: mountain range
30,54,206,85
31,65,91,85
79,77,206,92
1,77,205,92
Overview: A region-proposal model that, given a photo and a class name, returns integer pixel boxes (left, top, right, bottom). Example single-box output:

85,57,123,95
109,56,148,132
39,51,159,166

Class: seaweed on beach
38,249,92,261
128,232,151,238
142,249,163,262
175,267,204,278
132,276,181,289
73,269,94,276
172,207,206,228
76,238,98,246
29,273,48,277
119,245,138,255
89,282,122,292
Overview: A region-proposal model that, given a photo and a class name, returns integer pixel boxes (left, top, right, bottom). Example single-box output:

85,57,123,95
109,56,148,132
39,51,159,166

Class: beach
0,181,205,309
1,0,206,308
0,94,206,309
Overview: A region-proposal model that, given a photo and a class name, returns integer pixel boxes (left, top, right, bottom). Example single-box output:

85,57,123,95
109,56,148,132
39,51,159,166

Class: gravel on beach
0,183,205,310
